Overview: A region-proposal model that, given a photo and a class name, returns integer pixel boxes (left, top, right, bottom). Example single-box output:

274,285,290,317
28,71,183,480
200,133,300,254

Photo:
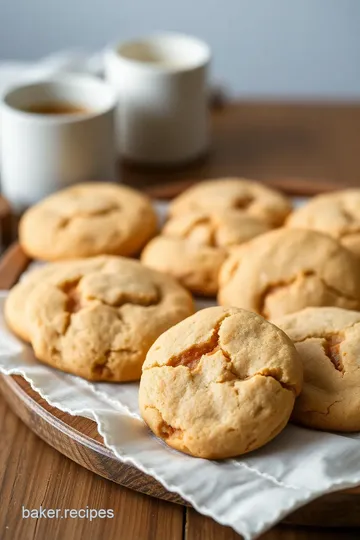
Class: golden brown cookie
5,257,194,381
218,228,360,318
287,189,360,257
274,307,360,431
168,178,292,226
139,306,303,459
19,183,158,260
141,210,270,296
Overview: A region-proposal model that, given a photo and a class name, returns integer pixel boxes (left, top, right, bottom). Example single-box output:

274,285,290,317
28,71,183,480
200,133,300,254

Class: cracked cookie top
5,258,104,342
168,178,292,227
5,256,194,382
139,306,303,459
218,228,360,319
274,307,360,432
163,209,270,247
141,210,269,297
287,189,360,257
19,182,158,261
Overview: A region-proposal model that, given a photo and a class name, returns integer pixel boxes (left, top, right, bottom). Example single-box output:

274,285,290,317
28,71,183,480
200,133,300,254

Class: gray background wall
0,0,359,98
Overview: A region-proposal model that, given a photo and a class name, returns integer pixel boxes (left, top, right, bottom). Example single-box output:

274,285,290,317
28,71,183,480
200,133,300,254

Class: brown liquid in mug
21,102,90,115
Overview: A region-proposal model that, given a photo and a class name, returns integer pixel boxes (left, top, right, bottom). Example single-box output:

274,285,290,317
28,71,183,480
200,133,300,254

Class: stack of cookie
142,178,291,296
139,182,360,457
6,179,360,460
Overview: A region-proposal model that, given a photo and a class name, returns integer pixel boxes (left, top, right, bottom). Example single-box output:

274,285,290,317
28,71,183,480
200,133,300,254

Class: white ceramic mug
104,32,211,165
0,75,117,210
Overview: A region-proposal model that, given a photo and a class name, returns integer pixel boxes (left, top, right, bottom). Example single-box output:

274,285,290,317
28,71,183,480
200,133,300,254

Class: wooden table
2,100,360,540
121,100,360,195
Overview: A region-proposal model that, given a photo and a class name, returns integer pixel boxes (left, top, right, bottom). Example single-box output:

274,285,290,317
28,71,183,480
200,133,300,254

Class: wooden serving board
2,243,360,528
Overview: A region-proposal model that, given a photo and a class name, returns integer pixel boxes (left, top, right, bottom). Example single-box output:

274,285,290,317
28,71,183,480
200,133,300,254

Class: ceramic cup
104,32,211,165
0,75,117,210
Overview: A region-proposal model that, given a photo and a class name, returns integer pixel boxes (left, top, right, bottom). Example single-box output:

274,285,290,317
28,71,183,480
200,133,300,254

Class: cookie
19,183,158,260
168,178,291,227
141,210,269,296
139,306,303,459
274,307,360,431
5,257,194,381
287,189,360,257
218,228,360,318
